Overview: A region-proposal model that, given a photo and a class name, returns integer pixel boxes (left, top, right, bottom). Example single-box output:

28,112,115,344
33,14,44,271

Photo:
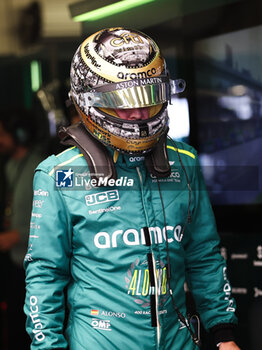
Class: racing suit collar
107,148,145,168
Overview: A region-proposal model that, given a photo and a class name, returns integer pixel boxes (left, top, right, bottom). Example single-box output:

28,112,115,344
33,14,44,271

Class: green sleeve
183,155,237,330
24,169,72,349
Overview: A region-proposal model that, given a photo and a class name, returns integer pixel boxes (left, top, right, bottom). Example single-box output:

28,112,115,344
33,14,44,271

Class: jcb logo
110,33,143,47
85,190,119,206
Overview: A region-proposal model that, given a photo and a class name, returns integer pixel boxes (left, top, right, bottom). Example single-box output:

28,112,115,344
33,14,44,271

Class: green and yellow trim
56,146,76,157
49,153,84,176
167,145,195,159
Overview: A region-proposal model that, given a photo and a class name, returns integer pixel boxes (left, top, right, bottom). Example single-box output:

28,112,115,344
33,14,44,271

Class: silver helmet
70,27,185,154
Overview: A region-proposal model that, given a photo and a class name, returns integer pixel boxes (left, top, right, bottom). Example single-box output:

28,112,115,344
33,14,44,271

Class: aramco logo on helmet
94,225,183,249
117,68,157,80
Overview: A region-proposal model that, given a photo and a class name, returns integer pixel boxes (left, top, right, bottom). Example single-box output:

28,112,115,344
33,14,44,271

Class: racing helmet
70,27,185,154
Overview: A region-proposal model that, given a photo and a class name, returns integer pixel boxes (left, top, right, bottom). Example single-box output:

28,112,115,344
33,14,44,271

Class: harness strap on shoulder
58,122,117,182
145,131,171,178
59,122,170,182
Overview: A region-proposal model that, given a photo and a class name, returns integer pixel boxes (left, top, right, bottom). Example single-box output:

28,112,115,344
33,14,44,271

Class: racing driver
24,27,240,350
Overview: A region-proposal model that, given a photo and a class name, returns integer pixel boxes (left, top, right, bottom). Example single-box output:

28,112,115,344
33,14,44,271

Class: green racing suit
24,139,237,349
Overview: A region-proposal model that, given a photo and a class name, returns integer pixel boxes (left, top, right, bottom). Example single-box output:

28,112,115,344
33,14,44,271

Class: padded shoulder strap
59,122,170,181
145,131,171,178
58,122,117,182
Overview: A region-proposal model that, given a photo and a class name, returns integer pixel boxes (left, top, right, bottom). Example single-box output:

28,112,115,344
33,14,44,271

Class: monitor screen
193,25,262,205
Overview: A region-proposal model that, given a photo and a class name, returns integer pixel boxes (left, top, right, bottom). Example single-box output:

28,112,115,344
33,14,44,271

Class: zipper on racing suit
136,167,161,344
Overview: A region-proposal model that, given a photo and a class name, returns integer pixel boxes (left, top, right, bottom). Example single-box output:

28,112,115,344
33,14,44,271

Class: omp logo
85,190,119,206
91,319,111,331
94,225,183,249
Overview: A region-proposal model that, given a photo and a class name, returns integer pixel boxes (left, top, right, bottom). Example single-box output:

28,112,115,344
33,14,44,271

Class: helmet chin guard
74,101,169,155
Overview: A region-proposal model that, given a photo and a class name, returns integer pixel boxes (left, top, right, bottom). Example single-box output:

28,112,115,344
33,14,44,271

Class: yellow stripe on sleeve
49,153,84,176
56,146,76,157
167,145,195,159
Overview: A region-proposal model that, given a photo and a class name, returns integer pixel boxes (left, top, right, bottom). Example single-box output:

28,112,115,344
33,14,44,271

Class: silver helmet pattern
70,27,185,154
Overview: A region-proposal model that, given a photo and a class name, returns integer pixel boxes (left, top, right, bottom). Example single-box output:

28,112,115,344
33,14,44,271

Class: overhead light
30,60,42,92
229,84,247,96
72,0,156,22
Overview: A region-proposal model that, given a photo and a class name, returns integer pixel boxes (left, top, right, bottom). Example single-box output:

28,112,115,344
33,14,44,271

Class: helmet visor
82,76,185,109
